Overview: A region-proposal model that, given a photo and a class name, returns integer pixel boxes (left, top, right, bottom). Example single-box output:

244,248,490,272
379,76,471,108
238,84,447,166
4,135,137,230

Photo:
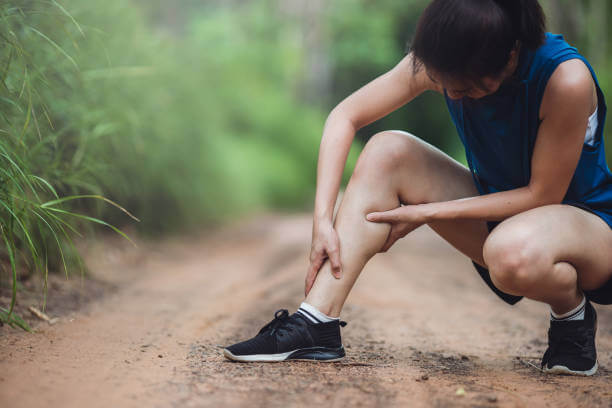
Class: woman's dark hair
410,0,546,83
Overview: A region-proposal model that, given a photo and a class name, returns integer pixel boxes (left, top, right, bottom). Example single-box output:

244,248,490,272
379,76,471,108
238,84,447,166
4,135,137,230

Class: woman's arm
366,59,596,224
308,54,436,285
314,54,436,223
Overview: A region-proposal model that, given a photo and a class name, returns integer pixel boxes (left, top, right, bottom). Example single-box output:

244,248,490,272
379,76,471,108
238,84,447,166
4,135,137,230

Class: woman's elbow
327,106,360,132
528,183,567,207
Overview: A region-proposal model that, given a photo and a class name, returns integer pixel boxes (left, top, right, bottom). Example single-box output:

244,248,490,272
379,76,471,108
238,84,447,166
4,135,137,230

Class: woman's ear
504,43,521,74
510,41,522,60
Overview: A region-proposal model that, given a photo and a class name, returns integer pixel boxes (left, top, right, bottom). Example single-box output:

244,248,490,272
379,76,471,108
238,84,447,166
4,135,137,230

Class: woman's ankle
301,299,340,318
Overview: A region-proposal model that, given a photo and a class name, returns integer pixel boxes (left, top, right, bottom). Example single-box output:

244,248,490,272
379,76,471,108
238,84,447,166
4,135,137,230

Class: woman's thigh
370,131,612,281
484,205,612,290
380,130,490,265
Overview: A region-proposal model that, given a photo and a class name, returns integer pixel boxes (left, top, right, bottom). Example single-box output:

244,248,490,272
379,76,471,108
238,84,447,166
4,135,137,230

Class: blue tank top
445,33,612,228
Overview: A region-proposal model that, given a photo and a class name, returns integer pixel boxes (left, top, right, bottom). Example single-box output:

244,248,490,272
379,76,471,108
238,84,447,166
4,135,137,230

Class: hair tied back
492,0,546,49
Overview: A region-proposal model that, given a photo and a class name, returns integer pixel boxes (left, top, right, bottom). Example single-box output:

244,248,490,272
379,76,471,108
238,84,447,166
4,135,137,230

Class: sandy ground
1,212,611,408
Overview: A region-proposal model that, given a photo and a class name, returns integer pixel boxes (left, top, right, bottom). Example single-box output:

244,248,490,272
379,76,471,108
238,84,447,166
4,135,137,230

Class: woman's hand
376,221,423,252
366,204,429,224
366,205,429,252
305,220,342,296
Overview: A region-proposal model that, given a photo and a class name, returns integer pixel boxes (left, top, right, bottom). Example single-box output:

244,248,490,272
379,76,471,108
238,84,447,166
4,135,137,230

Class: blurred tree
134,0,612,165
323,0,464,159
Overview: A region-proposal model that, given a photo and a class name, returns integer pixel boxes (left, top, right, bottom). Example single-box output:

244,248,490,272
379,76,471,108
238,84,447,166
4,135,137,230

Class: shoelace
541,325,595,368
257,309,298,337
257,309,347,338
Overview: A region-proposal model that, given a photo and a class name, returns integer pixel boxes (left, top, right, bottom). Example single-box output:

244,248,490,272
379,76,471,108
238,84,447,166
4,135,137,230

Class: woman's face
427,71,504,100
427,48,519,100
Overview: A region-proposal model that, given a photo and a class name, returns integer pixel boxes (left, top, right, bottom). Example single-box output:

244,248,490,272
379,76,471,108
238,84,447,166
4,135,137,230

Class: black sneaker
541,300,598,376
223,309,347,362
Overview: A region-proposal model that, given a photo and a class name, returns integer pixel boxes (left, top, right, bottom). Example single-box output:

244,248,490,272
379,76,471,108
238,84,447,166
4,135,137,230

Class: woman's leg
304,130,612,318
483,205,612,314
305,130,490,316
482,205,611,375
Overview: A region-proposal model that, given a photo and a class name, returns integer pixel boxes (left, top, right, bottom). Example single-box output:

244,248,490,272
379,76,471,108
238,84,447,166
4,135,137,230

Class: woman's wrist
313,215,333,229
418,202,440,223
314,206,334,223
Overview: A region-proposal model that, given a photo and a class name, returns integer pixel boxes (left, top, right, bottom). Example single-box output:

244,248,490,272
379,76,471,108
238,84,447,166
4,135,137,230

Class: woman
223,0,612,376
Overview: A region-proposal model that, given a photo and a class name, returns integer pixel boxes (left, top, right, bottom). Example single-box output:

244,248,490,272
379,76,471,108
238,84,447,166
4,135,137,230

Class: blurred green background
1,0,610,325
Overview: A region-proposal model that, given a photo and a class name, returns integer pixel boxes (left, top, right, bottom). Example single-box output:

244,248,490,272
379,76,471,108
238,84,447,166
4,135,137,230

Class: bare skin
305,131,489,316
305,52,612,318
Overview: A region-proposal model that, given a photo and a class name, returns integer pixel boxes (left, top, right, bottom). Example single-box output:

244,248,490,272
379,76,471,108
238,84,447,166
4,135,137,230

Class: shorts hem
472,261,612,306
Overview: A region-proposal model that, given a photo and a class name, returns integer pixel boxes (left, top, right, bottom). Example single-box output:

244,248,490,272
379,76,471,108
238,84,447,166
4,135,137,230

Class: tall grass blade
49,0,85,37
1,227,18,317
0,307,32,332
44,207,136,246
27,26,78,70
41,195,140,222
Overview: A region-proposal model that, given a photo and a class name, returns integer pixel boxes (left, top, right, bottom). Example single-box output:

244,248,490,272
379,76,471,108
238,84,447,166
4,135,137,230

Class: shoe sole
223,346,345,362
543,361,598,376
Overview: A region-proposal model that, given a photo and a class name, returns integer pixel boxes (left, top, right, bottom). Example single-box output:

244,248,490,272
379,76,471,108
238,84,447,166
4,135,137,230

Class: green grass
0,2,138,329
0,1,350,329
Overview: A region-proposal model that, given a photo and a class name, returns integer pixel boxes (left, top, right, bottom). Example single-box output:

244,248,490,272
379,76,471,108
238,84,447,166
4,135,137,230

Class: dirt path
1,213,611,407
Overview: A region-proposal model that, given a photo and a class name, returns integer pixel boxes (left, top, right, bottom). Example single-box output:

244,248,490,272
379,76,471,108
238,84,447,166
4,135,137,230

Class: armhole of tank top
538,55,602,151
584,106,598,147
578,57,603,151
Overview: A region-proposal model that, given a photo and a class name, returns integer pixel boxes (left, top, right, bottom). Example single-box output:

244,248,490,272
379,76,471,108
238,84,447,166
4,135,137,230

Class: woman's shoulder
537,33,577,58
532,34,597,123
522,33,587,79
519,33,596,100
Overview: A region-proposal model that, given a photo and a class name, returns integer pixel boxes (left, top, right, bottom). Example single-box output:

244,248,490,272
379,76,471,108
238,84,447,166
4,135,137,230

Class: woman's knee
483,222,552,294
353,130,421,177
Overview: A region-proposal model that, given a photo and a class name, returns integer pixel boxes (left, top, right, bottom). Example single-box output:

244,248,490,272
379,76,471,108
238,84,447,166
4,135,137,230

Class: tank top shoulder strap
517,33,606,144
516,33,597,107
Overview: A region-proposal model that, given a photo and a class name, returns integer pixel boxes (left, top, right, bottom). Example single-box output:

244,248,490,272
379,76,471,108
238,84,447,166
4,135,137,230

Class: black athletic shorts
473,202,612,306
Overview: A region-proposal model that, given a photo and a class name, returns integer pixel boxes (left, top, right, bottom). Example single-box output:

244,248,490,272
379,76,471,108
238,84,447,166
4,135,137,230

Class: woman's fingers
305,266,317,296
366,208,403,223
328,245,342,279
305,245,342,296
305,256,323,296
380,223,415,252
380,235,393,252
380,228,398,252
305,226,343,295
304,276,312,296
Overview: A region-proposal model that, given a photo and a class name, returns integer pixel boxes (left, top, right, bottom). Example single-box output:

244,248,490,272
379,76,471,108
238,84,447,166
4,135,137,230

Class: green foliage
59,0,337,231
1,0,348,328
0,2,136,328
324,0,466,161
